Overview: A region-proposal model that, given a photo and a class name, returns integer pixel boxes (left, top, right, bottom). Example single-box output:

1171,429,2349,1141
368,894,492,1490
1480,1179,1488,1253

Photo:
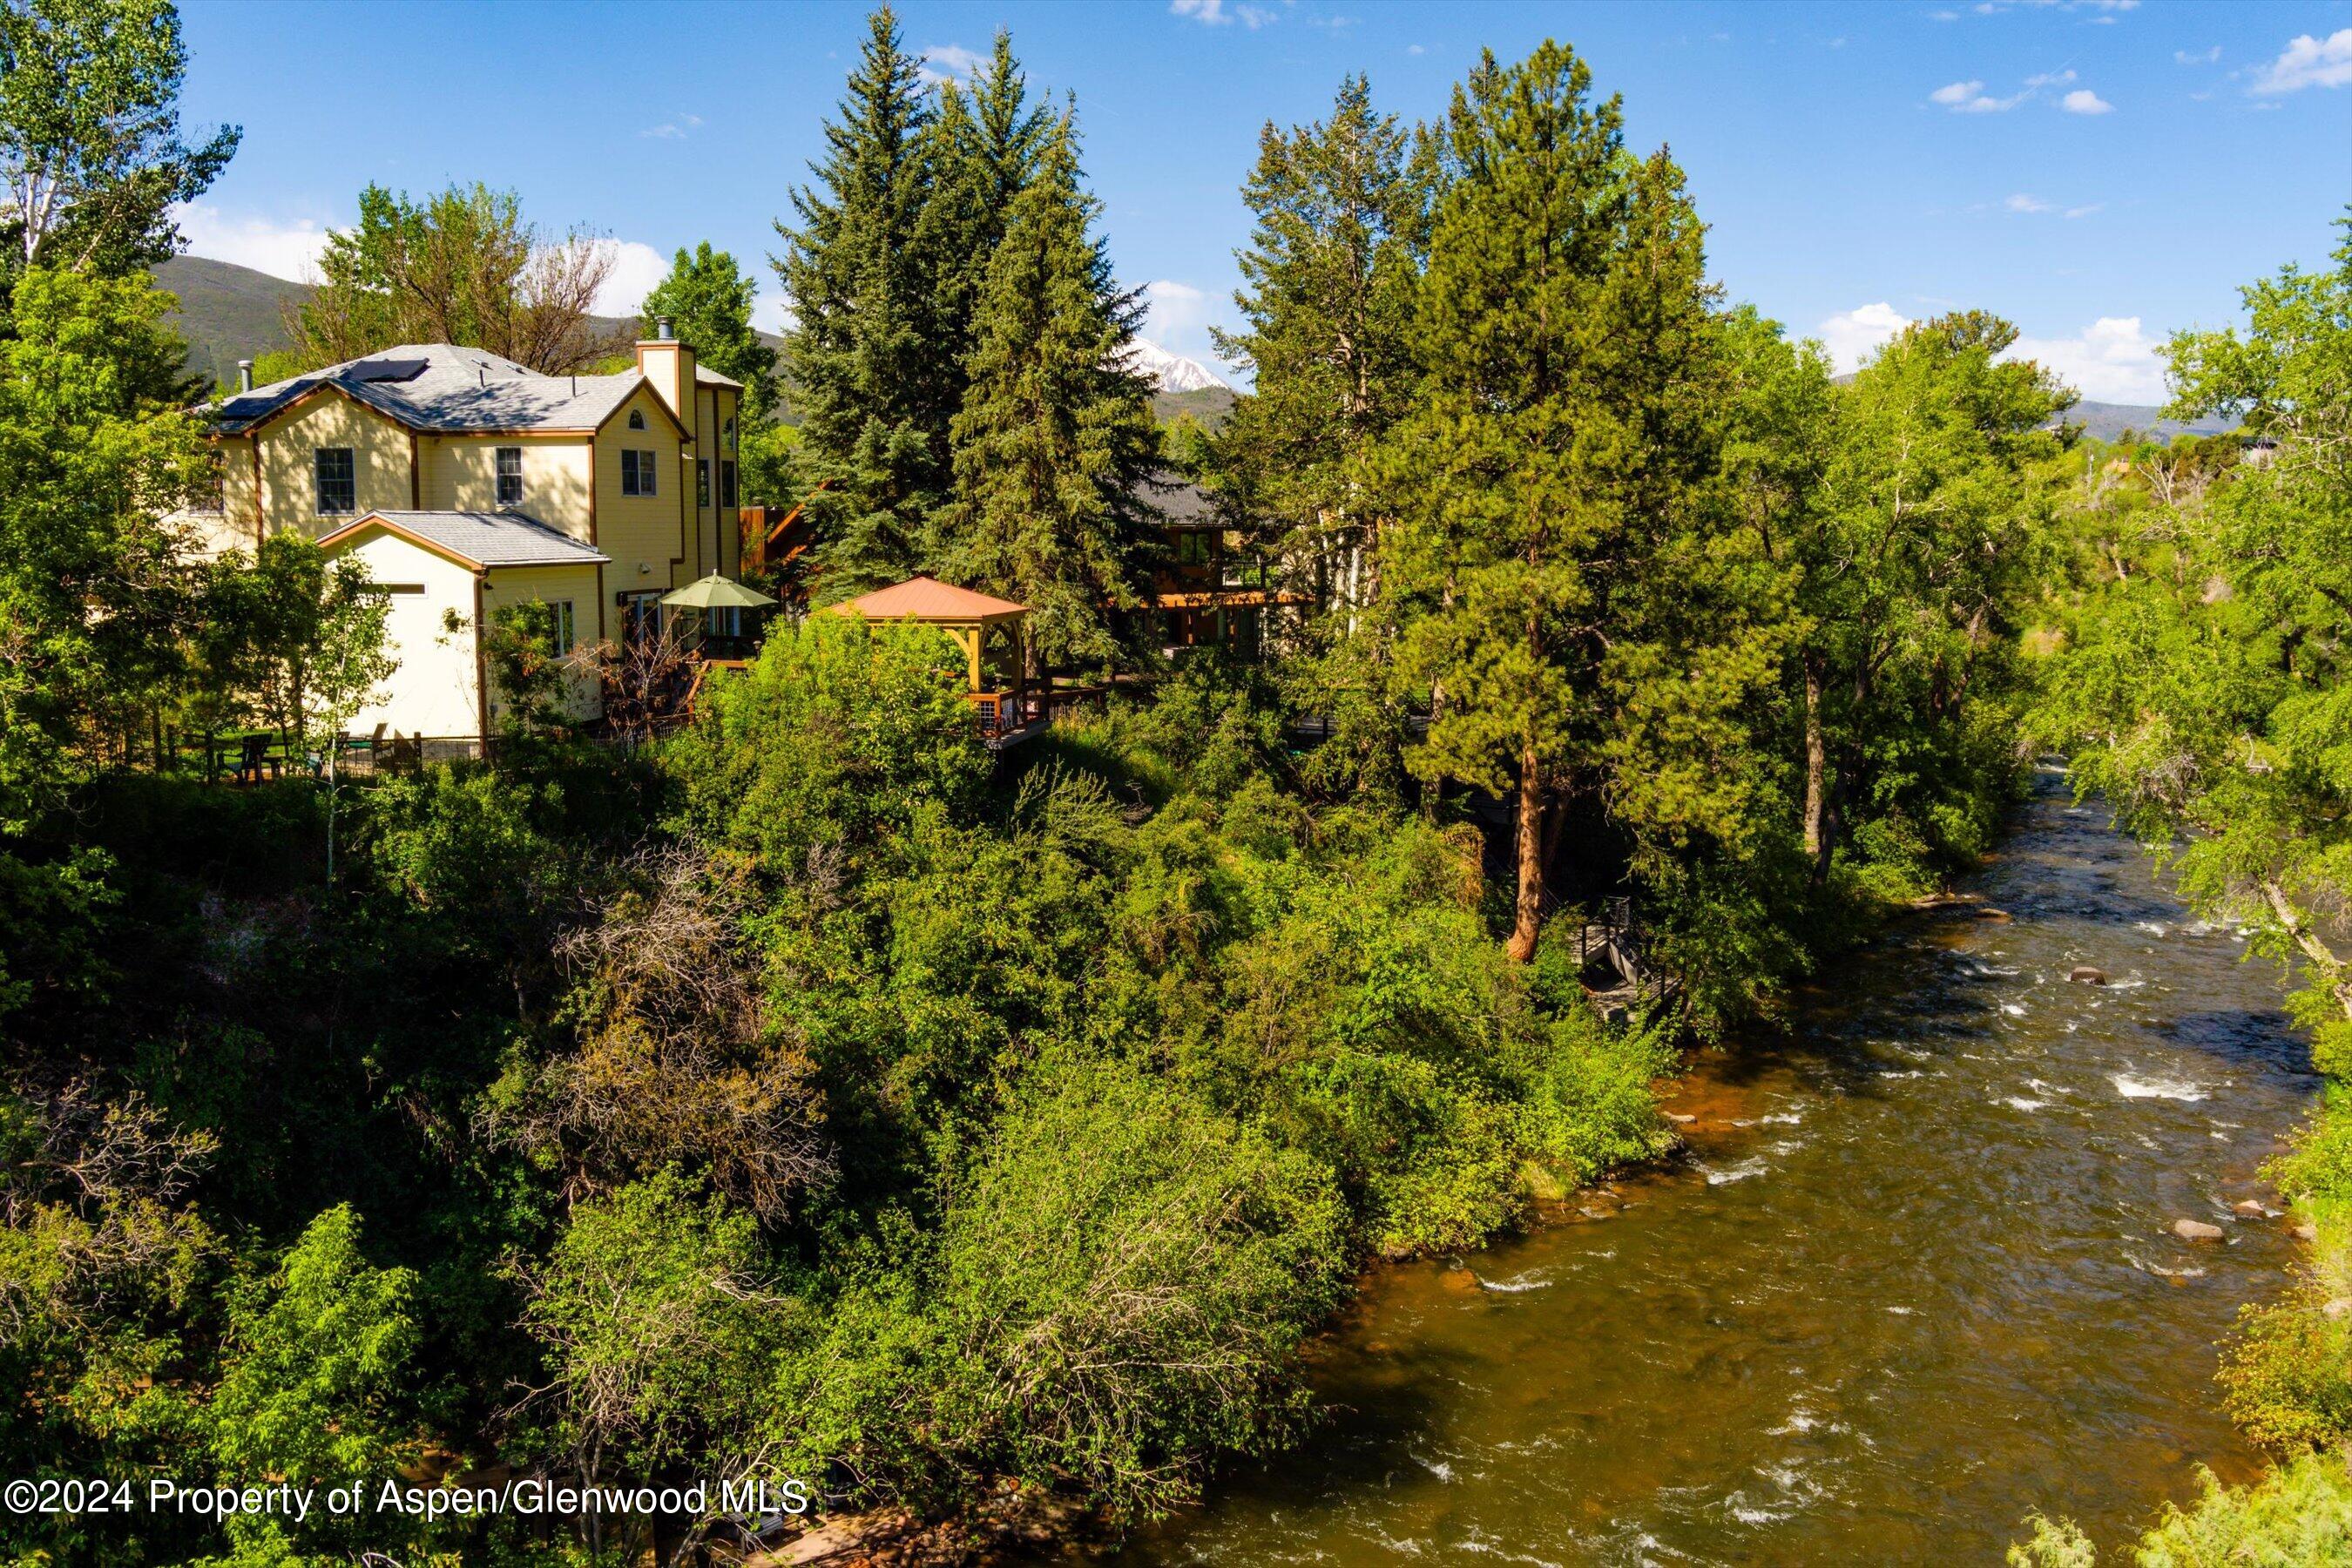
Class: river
1084,769,2321,1565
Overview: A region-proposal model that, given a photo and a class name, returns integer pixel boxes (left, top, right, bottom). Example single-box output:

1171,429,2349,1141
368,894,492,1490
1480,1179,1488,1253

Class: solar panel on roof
348,357,429,383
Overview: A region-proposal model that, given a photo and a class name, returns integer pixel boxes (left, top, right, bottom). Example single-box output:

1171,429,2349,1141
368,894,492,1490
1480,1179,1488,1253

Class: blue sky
175,0,2349,403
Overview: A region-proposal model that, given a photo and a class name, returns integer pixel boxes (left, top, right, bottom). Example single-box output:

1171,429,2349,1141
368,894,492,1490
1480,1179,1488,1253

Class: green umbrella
660,573,777,610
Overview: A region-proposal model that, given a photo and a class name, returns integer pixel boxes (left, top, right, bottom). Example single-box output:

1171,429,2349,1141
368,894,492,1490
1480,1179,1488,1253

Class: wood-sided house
187,327,745,741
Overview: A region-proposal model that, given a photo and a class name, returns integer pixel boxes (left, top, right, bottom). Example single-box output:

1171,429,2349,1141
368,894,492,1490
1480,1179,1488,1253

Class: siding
479,562,604,721
254,392,413,540
421,434,592,536
591,383,689,599
336,529,483,740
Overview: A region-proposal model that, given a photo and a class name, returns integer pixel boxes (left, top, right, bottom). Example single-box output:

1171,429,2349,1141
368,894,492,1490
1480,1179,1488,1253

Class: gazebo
828,576,1031,736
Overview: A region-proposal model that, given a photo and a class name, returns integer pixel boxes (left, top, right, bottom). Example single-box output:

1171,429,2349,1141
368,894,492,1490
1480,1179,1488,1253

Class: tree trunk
1420,679,1445,822
1802,656,1832,882
1506,741,1544,963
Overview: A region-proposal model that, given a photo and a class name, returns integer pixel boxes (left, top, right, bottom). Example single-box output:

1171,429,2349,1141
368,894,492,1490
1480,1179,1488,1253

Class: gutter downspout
474,571,492,754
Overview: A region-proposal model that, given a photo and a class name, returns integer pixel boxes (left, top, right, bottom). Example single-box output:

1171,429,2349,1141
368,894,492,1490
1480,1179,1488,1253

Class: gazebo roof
828,575,1027,624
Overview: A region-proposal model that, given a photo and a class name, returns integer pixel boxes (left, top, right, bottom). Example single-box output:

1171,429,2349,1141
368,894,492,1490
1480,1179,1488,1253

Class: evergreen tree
936,114,1159,672
640,240,778,417
1213,75,1431,616
776,5,943,597
909,31,1046,470
1380,43,1726,962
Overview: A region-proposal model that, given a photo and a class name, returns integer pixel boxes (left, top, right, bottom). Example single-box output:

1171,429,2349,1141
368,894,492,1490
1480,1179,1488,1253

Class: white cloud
1170,0,1274,27
754,291,794,337
1407,42,1425,55
2006,316,2166,403
1818,302,1912,372
1931,78,2027,112
2060,87,2113,112
2024,68,2077,87
2004,193,2055,213
641,113,703,140
591,240,672,319
2065,202,2104,219
918,43,985,85
2174,45,2220,65
1141,278,1241,376
172,202,334,282
2251,29,2352,94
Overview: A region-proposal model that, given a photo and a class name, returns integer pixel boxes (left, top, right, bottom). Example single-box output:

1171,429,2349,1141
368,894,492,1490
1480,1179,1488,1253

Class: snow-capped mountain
1124,338,1230,394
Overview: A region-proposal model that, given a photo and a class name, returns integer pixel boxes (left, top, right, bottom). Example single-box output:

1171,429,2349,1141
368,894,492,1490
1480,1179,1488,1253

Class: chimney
237,359,253,393
634,321,695,426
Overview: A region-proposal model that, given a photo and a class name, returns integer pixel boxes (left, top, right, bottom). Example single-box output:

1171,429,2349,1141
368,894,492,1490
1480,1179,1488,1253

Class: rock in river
2172,1218,2226,1242
2233,1200,2269,1220
2069,966,2109,985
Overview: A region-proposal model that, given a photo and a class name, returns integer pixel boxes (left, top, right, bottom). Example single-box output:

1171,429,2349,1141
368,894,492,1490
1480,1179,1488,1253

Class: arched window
627,408,646,430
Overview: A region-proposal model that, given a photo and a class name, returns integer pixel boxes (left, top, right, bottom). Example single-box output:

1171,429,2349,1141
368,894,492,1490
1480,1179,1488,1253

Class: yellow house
192,327,747,741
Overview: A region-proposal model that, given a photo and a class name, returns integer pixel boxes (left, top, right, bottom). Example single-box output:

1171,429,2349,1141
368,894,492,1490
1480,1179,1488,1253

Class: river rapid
1084,768,2322,1565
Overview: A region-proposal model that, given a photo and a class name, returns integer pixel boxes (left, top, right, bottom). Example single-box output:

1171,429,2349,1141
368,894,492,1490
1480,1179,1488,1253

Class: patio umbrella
660,573,777,611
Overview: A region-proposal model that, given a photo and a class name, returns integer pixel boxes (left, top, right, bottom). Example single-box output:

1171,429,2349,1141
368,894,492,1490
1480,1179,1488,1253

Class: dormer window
627,408,646,430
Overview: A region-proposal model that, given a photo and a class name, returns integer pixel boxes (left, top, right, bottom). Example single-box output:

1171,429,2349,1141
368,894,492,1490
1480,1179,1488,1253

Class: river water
1095,770,2322,1565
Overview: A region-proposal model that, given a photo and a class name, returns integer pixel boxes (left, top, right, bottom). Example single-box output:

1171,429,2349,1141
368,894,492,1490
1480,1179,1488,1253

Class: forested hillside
3,1,2333,1564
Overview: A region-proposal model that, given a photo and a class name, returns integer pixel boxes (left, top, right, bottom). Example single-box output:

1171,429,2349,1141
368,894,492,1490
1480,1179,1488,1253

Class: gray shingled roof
694,363,744,389
349,510,609,568
207,343,658,436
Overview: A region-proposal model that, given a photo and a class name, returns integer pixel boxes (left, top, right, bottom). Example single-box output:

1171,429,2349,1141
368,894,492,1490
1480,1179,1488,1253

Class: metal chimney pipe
657,316,673,341
237,359,253,392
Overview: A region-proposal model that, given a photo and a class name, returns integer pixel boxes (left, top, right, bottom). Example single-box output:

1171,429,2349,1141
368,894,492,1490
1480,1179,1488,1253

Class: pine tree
1214,75,1431,616
775,5,940,597
1381,42,1726,963
937,114,1159,672
641,241,777,417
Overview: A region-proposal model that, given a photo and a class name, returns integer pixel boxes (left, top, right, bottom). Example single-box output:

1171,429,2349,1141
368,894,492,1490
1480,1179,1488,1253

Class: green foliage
929,1059,1350,1515
0,0,239,283
208,1205,424,1563
2014,1452,2352,1566
295,181,618,374
639,240,777,415
0,263,208,825
933,113,1159,669
668,612,991,868
521,1170,787,1477
775,5,947,593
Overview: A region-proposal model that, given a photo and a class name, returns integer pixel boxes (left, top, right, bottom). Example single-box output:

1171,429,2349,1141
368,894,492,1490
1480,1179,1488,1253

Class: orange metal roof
828,575,1028,622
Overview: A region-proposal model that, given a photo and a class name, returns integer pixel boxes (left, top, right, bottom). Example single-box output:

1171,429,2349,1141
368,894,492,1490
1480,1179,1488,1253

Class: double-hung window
620,449,659,497
547,599,576,656
314,447,355,516
495,446,524,507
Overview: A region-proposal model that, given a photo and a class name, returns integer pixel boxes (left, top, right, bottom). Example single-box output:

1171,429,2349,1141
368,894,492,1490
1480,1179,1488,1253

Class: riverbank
1044,773,2317,1565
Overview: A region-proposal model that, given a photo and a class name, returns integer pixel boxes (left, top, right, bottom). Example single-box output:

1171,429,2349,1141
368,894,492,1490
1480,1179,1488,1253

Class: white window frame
547,598,575,655
627,408,647,430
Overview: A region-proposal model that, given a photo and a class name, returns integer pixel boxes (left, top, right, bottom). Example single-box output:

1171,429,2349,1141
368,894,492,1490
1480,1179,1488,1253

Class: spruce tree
1381,42,1726,962
775,5,940,596
937,114,1159,673
909,30,1046,491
